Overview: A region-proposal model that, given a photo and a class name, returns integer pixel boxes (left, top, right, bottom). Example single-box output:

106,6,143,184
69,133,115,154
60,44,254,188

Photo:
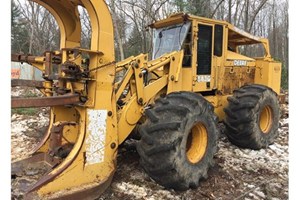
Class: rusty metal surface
25,170,115,200
222,67,255,94
31,127,51,154
11,153,61,176
12,153,62,198
44,52,52,77
11,53,42,63
61,61,82,80
11,79,44,88
12,53,61,64
26,141,82,194
11,94,81,108
49,122,77,157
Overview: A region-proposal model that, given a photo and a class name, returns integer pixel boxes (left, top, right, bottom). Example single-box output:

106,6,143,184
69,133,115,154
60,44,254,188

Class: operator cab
149,13,274,93
150,14,225,79
152,22,191,60
150,14,224,91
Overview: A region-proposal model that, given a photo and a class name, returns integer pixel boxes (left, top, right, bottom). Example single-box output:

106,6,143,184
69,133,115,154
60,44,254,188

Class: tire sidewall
176,110,217,176
137,92,219,189
253,90,280,146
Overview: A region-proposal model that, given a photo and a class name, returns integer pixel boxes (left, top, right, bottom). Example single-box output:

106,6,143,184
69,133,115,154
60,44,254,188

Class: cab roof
149,13,263,46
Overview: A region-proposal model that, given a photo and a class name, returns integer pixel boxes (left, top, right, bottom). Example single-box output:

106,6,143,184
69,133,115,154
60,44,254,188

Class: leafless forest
11,0,288,88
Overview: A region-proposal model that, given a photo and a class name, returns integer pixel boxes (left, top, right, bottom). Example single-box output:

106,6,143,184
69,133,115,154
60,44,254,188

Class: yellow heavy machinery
11,0,282,199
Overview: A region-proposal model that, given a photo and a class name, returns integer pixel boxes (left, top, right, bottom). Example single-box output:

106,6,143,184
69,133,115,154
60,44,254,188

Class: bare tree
108,0,125,61
15,0,59,55
228,0,232,23
115,0,171,55
247,0,268,32
14,0,59,79
78,6,91,49
12,0,288,88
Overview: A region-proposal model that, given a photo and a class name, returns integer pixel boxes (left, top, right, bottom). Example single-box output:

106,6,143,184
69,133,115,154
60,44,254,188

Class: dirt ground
11,87,289,200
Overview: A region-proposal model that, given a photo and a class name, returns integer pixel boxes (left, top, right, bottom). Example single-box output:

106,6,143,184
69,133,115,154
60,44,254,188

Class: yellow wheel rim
186,122,208,164
259,105,273,134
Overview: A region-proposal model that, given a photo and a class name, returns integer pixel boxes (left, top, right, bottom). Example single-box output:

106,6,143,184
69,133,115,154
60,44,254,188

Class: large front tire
224,84,280,149
137,92,219,190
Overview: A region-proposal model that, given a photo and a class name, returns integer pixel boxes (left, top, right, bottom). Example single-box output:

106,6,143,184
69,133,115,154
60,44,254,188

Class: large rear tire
137,92,219,190
224,84,280,149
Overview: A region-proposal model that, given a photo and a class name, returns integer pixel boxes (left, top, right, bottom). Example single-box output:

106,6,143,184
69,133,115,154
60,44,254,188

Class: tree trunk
29,2,35,80
210,0,225,18
233,0,240,25
111,0,125,61
244,0,249,30
247,0,268,32
228,0,232,23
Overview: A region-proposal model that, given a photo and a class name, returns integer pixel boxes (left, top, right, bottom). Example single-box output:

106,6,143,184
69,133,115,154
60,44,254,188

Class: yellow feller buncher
11,0,282,199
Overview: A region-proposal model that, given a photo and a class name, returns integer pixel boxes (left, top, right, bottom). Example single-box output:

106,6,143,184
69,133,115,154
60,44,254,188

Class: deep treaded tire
137,91,219,190
224,84,280,150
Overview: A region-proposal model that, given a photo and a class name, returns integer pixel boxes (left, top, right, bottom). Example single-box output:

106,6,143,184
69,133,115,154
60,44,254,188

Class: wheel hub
259,105,273,134
186,122,208,164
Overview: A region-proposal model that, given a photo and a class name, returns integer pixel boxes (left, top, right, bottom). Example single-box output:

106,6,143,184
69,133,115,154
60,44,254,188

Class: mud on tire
136,92,219,190
224,84,280,150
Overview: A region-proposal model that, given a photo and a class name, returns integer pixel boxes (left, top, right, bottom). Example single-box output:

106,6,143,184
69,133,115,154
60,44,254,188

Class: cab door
193,23,215,92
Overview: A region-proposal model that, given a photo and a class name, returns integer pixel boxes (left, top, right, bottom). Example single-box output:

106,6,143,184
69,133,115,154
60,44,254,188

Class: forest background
11,0,289,89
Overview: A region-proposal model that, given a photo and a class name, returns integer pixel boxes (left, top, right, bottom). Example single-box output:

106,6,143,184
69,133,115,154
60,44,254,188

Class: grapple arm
11,0,117,199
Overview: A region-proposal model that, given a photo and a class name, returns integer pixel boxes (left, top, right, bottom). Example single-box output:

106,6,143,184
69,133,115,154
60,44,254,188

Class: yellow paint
186,122,208,164
226,51,255,61
117,95,140,144
13,4,282,199
167,51,184,93
204,95,230,121
254,60,282,94
260,106,273,134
